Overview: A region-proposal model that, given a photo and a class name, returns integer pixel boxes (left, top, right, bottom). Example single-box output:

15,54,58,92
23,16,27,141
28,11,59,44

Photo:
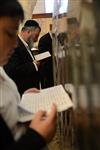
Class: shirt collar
0,67,5,82
18,34,29,48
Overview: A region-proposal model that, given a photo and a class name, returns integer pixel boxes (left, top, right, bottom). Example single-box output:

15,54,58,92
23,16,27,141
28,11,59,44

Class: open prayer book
18,85,73,122
34,51,51,61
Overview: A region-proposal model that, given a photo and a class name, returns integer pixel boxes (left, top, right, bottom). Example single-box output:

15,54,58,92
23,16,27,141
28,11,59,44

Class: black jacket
0,115,46,150
4,37,40,95
38,33,54,88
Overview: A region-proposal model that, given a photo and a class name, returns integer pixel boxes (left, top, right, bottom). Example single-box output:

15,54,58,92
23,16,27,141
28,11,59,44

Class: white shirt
0,67,20,128
0,67,25,139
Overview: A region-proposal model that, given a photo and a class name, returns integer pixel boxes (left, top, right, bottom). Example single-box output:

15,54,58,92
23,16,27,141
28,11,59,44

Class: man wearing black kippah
24,20,39,27
4,20,41,95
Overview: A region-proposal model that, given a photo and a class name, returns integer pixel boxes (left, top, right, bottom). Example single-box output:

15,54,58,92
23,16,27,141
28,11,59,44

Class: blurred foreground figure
0,0,57,150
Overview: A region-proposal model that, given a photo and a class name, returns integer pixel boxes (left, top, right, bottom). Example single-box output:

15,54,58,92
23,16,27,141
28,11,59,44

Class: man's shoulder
15,38,27,53
40,32,50,40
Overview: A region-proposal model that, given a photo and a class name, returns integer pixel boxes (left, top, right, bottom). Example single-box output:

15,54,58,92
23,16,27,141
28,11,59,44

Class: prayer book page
18,85,73,117
34,51,51,61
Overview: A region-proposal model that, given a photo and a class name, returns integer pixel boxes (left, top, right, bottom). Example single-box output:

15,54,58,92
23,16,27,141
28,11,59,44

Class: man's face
0,17,20,66
28,27,41,49
30,27,40,42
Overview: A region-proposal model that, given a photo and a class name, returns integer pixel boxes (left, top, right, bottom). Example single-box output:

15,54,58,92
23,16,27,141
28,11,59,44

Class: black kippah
24,20,39,27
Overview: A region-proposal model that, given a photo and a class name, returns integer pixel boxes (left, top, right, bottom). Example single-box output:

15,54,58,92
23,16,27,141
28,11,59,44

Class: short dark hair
24,20,40,28
0,0,24,21
21,20,41,32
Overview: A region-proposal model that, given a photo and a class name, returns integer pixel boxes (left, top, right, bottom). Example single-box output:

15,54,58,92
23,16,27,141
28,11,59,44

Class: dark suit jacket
38,32,54,88
4,37,40,95
0,115,46,150
38,32,52,54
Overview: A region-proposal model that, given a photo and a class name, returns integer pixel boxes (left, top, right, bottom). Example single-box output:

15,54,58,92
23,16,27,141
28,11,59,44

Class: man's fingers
48,104,57,122
34,110,46,121
24,88,40,94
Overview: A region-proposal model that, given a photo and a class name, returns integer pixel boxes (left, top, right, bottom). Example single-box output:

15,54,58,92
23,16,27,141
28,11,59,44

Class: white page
31,47,38,51
19,85,73,115
34,51,51,61
18,107,34,122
